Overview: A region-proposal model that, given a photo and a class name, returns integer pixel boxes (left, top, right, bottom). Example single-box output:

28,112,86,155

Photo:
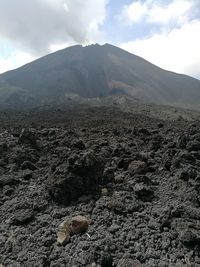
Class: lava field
0,107,200,267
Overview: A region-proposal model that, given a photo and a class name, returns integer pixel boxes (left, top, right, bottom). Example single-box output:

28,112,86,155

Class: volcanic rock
10,209,34,225
180,230,200,247
47,151,104,205
0,175,19,187
18,128,37,148
117,258,143,267
128,161,147,175
21,161,37,171
1,108,200,266
70,215,89,235
0,142,8,155
134,183,154,201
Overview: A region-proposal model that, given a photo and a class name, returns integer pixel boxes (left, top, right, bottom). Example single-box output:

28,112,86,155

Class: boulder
128,161,147,175
48,151,104,205
18,128,37,148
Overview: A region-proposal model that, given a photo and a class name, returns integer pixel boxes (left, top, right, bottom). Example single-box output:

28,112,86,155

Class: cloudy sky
0,0,200,79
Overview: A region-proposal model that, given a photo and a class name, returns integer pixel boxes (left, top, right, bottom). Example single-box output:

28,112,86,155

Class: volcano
0,43,200,109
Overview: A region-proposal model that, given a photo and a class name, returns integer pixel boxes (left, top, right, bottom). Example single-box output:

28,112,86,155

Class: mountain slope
0,43,200,109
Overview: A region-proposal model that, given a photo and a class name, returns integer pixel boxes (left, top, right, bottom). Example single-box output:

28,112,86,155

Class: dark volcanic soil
1,107,200,267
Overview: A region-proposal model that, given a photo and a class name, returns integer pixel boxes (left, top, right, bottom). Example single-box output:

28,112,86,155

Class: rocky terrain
1,107,200,267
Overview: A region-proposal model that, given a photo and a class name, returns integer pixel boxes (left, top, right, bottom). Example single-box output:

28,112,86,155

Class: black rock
0,142,8,155
180,230,200,247
10,209,34,225
0,175,19,187
47,151,105,205
72,140,85,150
117,258,143,267
187,140,200,151
22,169,33,180
18,128,37,148
134,183,154,201
21,161,37,171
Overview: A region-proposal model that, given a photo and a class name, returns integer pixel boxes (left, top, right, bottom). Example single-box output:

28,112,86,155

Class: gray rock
117,258,143,267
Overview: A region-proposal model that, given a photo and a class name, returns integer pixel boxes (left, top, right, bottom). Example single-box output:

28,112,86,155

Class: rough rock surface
57,221,71,245
57,216,89,245
0,107,200,266
70,215,89,235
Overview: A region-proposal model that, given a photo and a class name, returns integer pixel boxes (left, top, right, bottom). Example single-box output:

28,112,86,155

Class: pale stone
101,188,108,196
57,220,71,245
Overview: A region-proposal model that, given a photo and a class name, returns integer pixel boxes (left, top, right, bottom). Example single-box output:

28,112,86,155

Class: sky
0,0,200,79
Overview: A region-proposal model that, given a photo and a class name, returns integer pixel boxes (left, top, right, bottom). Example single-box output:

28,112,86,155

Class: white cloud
0,0,108,55
121,0,195,25
122,1,148,23
120,19,200,79
0,0,108,73
148,0,194,25
0,51,34,74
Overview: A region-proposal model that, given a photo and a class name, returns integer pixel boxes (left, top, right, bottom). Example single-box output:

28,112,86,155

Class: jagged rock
180,231,200,247
70,215,89,235
192,133,200,142
117,158,131,170
0,142,8,155
21,161,37,170
100,167,115,185
18,129,37,148
57,220,71,245
187,140,200,151
134,183,154,201
72,140,85,150
162,149,177,171
138,128,151,136
0,175,19,187
22,169,33,180
117,258,143,267
48,151,104,205
101,254,113,267
179,168,197,181
150,134,163,151
67,151,104,177
128,161,147,175
177,134,188,148
10,209,34,225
